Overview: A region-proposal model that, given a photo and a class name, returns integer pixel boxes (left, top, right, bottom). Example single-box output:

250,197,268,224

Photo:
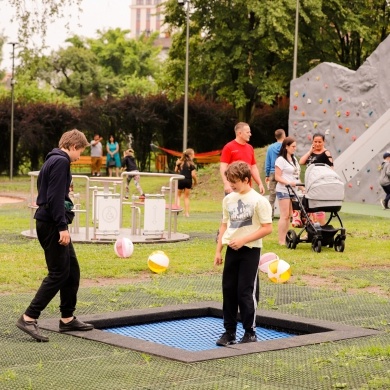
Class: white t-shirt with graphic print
275,156,301,194
221,188,272,249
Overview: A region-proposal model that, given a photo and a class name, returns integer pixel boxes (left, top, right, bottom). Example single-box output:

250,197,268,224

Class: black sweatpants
25,220,80,319
222,245,260,333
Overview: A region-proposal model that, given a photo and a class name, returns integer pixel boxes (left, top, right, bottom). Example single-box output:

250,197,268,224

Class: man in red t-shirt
220,122,265,195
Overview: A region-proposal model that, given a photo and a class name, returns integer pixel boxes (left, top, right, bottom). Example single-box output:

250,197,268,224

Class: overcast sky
1,0,132,72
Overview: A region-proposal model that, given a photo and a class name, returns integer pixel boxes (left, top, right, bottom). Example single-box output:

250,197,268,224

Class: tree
34,29,163,104
296,0,390,72
161,0,316,122
1,0,82,47
162,0,390,122
88,28,162,97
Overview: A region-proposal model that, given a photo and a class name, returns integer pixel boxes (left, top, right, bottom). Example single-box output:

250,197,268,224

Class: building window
136,0,144,5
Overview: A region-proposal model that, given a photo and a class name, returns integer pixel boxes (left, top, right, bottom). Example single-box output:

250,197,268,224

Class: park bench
71,156,107,173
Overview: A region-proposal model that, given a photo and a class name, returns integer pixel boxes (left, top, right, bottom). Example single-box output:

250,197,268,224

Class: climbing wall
289,35,390,204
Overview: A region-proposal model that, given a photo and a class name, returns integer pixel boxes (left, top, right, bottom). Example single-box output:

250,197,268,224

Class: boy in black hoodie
121,148,145,200
16,129,93,342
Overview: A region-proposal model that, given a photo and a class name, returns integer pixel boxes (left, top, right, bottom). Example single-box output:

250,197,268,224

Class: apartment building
129,0,169,39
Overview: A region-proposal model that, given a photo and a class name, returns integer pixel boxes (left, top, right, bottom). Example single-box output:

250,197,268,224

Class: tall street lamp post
178,0,189,151
9,42,18,180
293,0,299,80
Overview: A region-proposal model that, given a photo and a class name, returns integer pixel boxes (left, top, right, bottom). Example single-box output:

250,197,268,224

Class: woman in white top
275,137,301,245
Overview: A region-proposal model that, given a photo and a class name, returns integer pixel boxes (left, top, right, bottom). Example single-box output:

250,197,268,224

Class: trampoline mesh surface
103,316,295,351
3,271,390,389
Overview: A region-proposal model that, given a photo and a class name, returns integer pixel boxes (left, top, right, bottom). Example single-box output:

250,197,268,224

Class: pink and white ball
114,238,134,258
259,252,279,273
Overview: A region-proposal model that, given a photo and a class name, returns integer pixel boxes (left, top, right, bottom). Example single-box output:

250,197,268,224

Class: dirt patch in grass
299,274,389,297
81,273,153,288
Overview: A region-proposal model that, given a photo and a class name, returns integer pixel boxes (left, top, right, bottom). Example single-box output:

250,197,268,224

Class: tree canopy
33,29,162,105
161,0,390,122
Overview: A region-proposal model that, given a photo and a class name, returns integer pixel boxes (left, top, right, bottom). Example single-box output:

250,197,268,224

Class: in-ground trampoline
39,302,379,363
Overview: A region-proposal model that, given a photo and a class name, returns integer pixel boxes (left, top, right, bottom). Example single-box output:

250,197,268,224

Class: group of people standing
90,134,123,178
89,133,144,199
90,132,199,211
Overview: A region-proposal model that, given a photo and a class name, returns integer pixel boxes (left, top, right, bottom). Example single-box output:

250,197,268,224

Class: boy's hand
58,230,70,246
228,238,245,250
214,253,223,266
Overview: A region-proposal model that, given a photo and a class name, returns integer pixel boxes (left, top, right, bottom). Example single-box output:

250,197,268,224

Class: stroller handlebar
286,183,305,188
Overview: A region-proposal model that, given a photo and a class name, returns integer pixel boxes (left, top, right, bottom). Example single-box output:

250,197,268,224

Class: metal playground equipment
22,171,189,244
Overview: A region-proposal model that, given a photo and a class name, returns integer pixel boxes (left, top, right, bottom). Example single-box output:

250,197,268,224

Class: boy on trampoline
214,161,272,345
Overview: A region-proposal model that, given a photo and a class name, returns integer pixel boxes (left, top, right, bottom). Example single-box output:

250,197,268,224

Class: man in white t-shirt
90,134,103,176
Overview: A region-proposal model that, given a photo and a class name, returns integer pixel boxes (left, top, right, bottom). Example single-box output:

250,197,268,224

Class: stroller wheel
286,230,298,249
312,238,322,253
334,236,345,252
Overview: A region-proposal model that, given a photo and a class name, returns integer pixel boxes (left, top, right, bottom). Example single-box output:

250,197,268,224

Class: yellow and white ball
114,237,134,258
267,259,291,284
148,250,170,273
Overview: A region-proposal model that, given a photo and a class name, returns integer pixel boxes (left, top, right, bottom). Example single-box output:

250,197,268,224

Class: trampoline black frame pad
39,302,380,363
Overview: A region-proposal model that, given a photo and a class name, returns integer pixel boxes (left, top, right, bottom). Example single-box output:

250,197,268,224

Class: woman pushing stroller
299,133,334,226
274,137,302,245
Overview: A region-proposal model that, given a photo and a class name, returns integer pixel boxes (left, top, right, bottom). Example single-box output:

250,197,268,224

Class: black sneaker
59,317,94,332
216,332,236,346
239,332,257,344
16,315,49,342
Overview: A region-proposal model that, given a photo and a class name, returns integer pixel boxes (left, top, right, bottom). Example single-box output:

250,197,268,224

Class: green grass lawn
0,164,389,296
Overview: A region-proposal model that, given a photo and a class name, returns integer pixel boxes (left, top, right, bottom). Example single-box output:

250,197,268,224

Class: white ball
114,237,134,258
267,259,291,284
148,250,170,273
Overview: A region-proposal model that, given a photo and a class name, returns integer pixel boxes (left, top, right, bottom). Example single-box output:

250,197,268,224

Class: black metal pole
9,42,18,180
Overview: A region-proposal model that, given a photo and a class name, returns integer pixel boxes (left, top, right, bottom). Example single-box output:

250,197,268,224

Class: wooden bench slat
71,156,107,167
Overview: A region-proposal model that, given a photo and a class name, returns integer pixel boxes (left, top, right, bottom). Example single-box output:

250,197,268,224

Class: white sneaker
380,199,386,209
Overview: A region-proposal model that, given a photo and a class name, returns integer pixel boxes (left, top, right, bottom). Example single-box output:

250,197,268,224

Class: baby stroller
285,163,347,253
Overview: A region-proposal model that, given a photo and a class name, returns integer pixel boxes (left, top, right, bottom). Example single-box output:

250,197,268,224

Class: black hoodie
34,148,73,232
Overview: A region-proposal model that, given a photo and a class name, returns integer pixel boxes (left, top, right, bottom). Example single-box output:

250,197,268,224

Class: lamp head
177,0,185,5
